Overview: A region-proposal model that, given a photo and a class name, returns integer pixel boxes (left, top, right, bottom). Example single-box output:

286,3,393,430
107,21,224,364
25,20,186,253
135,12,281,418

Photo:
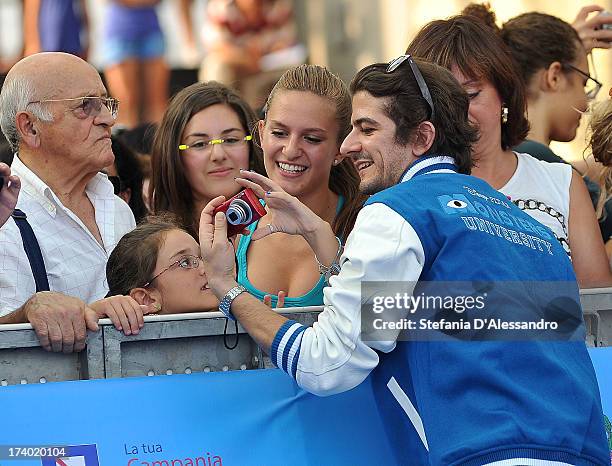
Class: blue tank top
236,196,345,307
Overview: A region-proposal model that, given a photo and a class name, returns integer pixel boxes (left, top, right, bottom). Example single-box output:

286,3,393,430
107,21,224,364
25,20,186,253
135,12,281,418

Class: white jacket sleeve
269,203,425,396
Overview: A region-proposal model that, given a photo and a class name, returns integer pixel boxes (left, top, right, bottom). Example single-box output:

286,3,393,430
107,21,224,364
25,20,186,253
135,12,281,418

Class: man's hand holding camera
200,170,344,303
199,192,292,350
235,170,344,270
234,170,326,242
199,196,241,299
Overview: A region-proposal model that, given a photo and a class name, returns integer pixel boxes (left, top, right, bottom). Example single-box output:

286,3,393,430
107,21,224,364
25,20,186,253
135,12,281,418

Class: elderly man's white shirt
0,156,136,315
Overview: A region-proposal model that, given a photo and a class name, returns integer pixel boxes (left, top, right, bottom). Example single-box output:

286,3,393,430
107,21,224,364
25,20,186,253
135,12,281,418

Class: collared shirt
0,156,136,315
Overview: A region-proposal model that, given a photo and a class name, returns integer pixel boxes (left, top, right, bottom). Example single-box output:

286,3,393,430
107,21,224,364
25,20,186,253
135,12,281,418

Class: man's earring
333,159,340,166
501,105,509,124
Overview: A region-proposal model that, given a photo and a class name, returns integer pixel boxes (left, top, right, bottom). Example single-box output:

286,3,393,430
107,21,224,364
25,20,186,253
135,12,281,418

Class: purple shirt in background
103,2,161,41
39,0,83,55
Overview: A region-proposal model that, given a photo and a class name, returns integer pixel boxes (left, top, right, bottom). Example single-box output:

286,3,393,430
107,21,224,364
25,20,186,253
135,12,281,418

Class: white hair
0,76,53,152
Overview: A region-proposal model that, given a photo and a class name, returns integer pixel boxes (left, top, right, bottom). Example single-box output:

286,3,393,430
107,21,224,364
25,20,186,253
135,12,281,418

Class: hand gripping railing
0,307,322,385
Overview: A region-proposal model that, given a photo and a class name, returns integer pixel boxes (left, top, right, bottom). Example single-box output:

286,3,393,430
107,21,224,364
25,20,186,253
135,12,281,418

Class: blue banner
0,369,395,465
589,347,612,464
1,351,610,465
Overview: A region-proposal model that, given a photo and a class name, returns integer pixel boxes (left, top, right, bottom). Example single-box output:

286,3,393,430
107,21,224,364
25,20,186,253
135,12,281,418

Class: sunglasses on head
386,55,435,120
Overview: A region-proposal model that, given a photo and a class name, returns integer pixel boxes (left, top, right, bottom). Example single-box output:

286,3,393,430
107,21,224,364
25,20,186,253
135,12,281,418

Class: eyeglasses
28,96,120,119
563,63,602,101
386,54,435,120
142,255,203,288
178,135,253,153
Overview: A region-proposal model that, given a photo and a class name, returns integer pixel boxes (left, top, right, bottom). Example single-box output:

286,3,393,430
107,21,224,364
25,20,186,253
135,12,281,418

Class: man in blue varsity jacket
199,56,609,465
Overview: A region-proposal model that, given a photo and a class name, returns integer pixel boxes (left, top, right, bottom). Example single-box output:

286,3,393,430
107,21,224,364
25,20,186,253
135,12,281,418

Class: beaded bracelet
314,236,343,283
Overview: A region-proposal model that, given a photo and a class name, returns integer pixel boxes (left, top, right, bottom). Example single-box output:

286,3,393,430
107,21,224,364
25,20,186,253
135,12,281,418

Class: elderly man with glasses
0,52,150,353
199,57,609,465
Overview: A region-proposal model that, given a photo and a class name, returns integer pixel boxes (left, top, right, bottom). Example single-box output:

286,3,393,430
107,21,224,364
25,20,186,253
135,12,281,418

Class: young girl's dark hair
106,214,181,297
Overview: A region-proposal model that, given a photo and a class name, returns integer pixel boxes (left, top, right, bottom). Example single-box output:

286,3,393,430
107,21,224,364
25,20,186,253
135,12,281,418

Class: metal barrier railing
0,307,322,385
577,287,612,347
1,289,611,386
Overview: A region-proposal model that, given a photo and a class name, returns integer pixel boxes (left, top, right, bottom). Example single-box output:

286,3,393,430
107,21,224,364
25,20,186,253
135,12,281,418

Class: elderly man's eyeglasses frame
386,54,436,120
142,255,203,288
562,63,602,101
27,96,120,119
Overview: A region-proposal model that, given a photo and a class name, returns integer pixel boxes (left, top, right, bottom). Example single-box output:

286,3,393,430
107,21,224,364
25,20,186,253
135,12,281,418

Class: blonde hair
589,99,612,218
264,64,352,143
262,64,364,240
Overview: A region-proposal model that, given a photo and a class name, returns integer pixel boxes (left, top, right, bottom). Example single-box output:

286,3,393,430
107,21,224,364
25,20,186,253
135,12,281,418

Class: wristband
218,285,246,321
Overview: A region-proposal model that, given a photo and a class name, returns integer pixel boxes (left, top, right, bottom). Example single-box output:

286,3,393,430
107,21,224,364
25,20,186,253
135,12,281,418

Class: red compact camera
213,188,267,237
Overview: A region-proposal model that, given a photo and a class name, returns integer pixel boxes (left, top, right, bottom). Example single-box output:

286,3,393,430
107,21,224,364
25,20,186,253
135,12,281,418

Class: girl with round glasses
107,215,217,314
150,81,265,238
107,215,283,313
407,13,612,287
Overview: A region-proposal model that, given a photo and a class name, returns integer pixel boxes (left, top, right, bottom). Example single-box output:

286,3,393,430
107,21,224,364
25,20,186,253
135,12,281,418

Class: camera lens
226,199,253,225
